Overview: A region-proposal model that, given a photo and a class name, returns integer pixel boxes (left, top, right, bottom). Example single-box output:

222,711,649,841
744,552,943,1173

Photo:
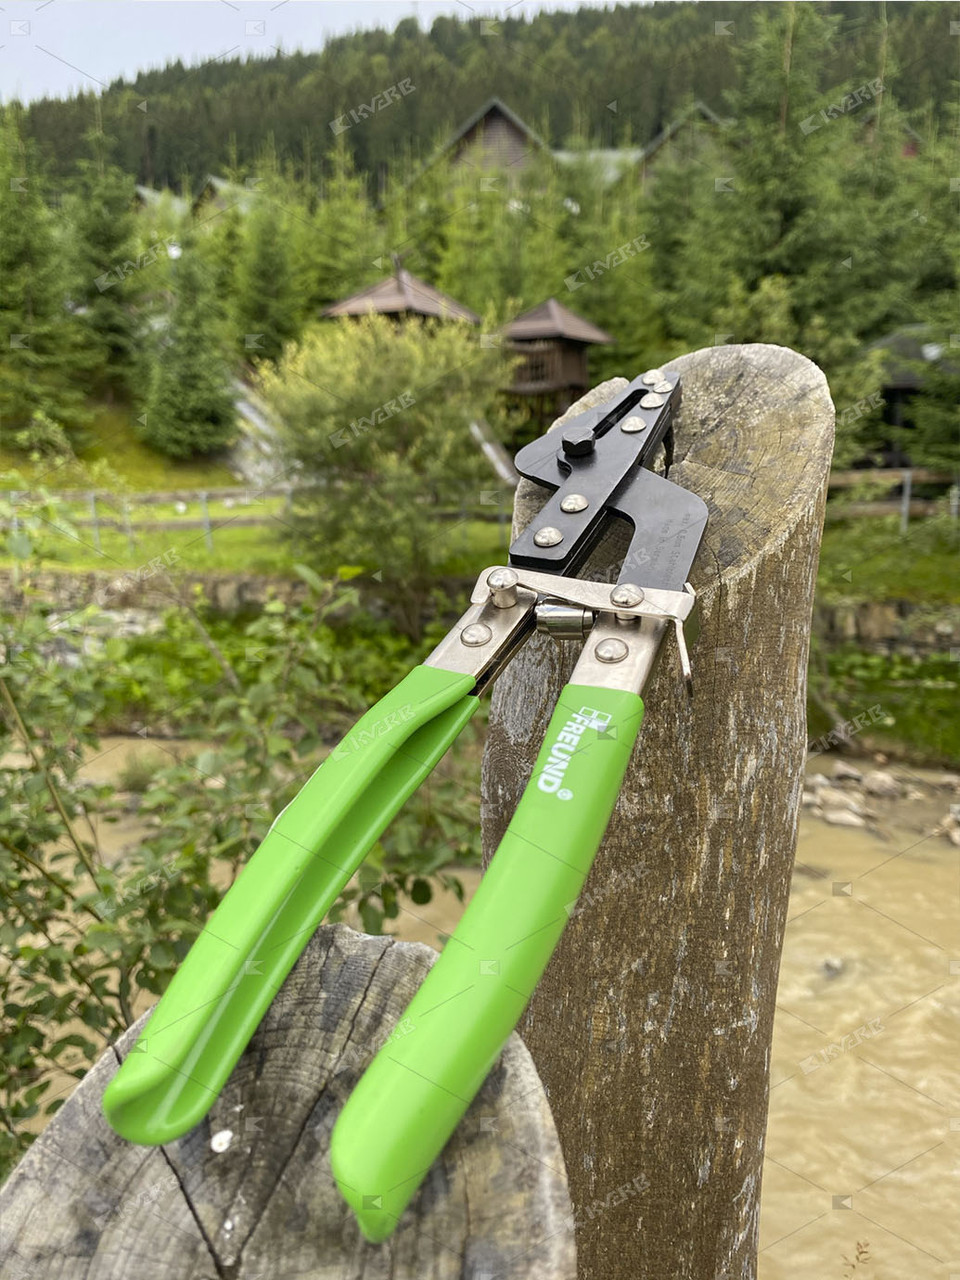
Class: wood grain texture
0,924,576,1279
480,344,835,1280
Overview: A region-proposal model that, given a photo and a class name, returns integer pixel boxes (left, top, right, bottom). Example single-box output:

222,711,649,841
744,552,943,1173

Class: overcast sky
0,0,628,104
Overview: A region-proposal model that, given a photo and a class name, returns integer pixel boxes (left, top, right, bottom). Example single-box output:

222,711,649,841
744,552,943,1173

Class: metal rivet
640,393,665,409
486,567,519,608
461,623,493,647
595,637,629,664
610,584,644,608
651,380,672,394
620,416,647,434
641,369,664,385
533,526,563,547
560,494,589,513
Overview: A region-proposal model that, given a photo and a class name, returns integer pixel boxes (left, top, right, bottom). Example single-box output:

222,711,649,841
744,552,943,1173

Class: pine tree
65,123,142,400
0,109,90,447
235,192,301,363
142,245,236,458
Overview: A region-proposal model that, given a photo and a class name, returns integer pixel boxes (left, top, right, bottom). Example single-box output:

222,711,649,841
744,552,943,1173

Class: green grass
0,508,511,580
818,515,960,605
810,647,960,766
0,403,236,492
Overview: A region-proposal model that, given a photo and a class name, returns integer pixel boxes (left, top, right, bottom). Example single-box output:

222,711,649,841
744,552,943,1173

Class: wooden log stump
0,924,576,1279
481,344,835,1280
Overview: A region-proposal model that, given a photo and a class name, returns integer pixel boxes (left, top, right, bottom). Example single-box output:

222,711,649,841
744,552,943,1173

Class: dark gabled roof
637,99,732,164
505,298,613,345
438,96,549,159
134,185,188,216
321,268,480,323
867,324,955,390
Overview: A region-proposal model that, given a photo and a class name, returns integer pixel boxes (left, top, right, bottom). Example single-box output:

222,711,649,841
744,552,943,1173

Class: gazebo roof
505,298,613,345
322,269,480,323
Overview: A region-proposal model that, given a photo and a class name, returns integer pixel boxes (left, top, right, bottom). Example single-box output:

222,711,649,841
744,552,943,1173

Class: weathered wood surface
481,344,835,1280
0,924,576,1279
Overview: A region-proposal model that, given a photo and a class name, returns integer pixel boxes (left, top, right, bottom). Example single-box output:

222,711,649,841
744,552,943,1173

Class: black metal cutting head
508,370,708,592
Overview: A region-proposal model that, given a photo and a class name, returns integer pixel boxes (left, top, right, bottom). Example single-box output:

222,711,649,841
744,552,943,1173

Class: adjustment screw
561,425,595,457
639,392,665,409
595,637,629,664
610,584,644,608
620,416,647,434
533,526,563,547
486,567,519,609
560,493,589,513
641,369,665,385
461,623,493,647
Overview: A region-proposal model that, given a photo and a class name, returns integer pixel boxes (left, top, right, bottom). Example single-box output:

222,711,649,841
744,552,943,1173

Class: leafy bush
257,313,509,639
0,529,482,1179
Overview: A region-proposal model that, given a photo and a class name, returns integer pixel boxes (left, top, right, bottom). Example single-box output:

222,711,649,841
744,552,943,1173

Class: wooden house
503,298,613,423
321,265,480,324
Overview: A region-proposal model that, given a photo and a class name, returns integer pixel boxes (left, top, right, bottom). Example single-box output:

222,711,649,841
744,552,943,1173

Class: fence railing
2,469,956,553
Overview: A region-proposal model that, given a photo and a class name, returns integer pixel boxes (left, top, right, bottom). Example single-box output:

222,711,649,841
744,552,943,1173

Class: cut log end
483,343,835,1280
0,924,575,1280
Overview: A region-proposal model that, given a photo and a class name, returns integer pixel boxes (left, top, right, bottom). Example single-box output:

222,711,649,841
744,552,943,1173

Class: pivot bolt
610,584,644,608
533,526,563,547
486,567,519,609
561,425,595,457
595,637,629,664
461,623,492,647
560,493,589,513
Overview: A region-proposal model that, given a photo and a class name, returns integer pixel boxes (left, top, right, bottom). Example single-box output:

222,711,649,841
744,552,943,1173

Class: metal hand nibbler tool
102,369,709,1241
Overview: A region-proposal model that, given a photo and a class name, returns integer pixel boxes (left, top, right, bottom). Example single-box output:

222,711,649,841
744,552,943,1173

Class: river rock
931,773,960,792
822,808,866,827
807,773,831,791
862,769,900,798
832,759,863,783
817,786,864,813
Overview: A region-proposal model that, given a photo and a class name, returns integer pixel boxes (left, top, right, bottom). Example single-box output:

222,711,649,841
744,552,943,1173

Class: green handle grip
330,683,644,1241
102,664,478,1146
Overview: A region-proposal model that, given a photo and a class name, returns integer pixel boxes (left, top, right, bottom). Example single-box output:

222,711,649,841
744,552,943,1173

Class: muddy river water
39,742,960,1275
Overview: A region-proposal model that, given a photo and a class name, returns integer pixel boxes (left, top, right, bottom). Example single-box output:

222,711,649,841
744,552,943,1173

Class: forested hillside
16,0,960,193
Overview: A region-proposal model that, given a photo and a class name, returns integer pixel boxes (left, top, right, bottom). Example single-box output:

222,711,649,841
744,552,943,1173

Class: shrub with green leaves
0,521,482,1180
257,313,510,639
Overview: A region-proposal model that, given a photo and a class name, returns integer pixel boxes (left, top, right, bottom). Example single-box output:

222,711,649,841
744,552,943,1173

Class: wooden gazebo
503,298,613,425
321,263,480,324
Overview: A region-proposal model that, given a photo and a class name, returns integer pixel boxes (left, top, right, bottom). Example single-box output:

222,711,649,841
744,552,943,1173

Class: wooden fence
2,468,956,552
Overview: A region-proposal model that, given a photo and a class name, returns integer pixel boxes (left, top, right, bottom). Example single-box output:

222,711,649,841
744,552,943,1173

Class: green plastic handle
329,683,644,1241
102,664,478,1146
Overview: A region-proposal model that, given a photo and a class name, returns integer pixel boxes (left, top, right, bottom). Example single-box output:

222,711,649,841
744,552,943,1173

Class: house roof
439,96,549,160
552,147,646,184
505,298,613,345
637,99,732,164
867,324,954,390
134,185,188,216
192,174,260,214
321,268,480,323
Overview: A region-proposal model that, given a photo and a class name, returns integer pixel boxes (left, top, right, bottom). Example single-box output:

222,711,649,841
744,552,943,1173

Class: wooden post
481,344,834,1280
0,925,576,1279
